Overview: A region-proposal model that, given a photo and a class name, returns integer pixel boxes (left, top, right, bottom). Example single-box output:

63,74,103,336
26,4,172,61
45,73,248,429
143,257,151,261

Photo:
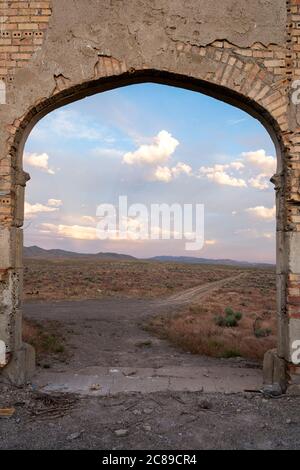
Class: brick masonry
0,0,299,387
0,1,51,80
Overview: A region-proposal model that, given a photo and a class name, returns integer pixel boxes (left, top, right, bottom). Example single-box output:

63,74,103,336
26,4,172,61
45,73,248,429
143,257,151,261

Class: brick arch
10,57,287,168
5,66,288,384
0,0,299,393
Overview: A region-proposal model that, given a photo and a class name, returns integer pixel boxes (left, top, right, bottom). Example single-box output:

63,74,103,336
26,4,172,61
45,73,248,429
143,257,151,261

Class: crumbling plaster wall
0,0,299,387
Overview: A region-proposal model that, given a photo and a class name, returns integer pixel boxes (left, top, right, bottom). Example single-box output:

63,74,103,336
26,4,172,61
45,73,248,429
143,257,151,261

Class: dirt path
156,272,245,306
23,272,261,396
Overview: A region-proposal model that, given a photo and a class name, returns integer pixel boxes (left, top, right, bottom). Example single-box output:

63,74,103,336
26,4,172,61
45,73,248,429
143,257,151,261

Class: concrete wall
0,0,299,388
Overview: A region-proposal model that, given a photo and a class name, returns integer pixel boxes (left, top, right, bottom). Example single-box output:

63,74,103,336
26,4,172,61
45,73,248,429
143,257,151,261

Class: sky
23,83,277,263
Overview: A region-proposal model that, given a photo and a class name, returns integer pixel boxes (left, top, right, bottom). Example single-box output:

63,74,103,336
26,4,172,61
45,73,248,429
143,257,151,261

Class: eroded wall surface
0,0,299,387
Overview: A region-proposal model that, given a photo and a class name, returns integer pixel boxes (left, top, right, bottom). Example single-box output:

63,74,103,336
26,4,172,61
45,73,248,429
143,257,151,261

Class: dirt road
157,272,246,306
23,273,261,396
1,274,299,450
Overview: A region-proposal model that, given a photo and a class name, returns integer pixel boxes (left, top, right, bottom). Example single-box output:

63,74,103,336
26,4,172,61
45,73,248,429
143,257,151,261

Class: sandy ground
1,385,300,450
26,296,262,395
0,276,299,449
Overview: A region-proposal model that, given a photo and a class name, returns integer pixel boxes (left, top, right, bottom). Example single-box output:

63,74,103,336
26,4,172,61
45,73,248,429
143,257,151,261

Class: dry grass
22,318,66,365
23,257,276,363
24,257,242,301
146,268,276,362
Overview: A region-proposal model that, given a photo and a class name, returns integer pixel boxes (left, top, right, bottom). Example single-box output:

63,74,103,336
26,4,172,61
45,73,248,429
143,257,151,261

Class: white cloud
198,151,276,190
123,130,179,166
40,220,146,242
172,162,193,177
25,199,62,219
51,109,113,142
211,173,246,187
48,199,63,207
153,162,192,182
24,152,55,175
262,232,274,239
246,205,276,220
199,163,247,188
40,223,98,240
81,215,97,224
242,149,276,174
248,173,270,190
153,166,173,183
205,239,217,246
235,228,275,239
25,202,59,219
230,161,245,171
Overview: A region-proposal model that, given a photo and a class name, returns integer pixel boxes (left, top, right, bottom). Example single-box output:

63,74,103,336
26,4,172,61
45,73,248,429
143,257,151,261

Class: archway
0,1,298,393
1,71,290,393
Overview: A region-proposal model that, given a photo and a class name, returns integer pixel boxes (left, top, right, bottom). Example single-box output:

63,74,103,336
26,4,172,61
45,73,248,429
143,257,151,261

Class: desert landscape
24,251,276,362
22,248,276,365
1,248,300,450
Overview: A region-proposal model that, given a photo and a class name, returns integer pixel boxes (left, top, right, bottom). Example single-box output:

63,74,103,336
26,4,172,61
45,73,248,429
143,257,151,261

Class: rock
135,340,152,348
286,419,292,425
262,383,283,397
67,431,83,441
198,399,212,410
143,424,152,432
0,408,15,418
114,429,128,437
143,408,153,414
90,384,101,391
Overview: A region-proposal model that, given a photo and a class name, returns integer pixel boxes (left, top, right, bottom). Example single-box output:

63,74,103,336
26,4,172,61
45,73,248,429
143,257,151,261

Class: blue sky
23,83,276,262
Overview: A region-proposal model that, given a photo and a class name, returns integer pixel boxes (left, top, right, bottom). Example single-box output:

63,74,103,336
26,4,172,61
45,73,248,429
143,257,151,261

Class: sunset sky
23,83,277,263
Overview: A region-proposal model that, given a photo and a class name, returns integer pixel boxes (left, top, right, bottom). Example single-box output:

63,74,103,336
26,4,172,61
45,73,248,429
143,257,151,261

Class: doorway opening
21,81,278,395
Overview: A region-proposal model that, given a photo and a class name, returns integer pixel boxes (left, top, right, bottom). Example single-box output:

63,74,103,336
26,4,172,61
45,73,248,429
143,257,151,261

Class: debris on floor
0,408,15,418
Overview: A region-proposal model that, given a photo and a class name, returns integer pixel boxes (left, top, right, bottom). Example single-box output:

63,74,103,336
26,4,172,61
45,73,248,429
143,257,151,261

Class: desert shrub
215,315,226,327
225,307,234,317
234,311,243,321
224,315,238,328
222,349,241,358
215,308,242,328
254,327,272,338
23,319,65,358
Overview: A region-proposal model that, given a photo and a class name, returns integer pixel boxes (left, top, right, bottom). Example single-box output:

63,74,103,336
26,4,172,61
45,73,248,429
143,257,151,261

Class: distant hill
23,246,274,268
148,255,274,269
23,245,136,261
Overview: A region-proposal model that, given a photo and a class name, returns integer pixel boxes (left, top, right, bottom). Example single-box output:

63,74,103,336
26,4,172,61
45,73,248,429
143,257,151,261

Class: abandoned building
0,0,299,393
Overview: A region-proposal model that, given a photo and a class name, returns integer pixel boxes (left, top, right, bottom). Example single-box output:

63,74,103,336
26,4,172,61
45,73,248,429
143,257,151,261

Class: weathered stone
0,0,298,391
287,232,300,274
0,228,23,269
263,349,288,393
1,343,35,387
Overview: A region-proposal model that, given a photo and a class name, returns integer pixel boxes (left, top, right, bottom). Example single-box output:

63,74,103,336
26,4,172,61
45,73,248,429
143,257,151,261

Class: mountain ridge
23,246,274,268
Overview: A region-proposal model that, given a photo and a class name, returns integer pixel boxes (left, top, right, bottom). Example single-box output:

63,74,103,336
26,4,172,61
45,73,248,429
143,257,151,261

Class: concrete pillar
0,186,35,384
